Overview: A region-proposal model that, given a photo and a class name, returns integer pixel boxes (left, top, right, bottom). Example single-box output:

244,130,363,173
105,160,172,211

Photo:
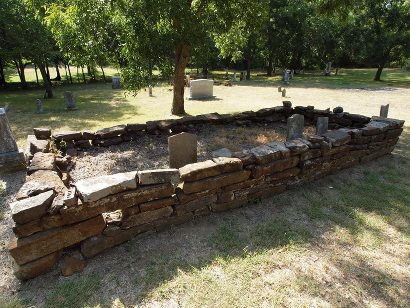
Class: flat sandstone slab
137,169,179,185
76,171,138,202
10,190,55,224
9,215,106,265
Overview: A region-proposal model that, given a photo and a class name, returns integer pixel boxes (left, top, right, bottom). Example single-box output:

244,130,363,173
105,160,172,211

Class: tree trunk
64,64,68,81
34,64,40,86
15,59,28,89
54,61,61,81
374,64,384,81
37,63,53,98
76,66,80,83
267,58,273,77
203,66,208,79
0,60,6,87
100,66,106,82
81,65,86,83
67,63,73,84
172,44,190,115
45,62,51,83
246,57,251,80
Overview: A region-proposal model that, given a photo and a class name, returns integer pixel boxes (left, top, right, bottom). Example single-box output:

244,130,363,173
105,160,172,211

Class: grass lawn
1,68,410,147
0,68,409,307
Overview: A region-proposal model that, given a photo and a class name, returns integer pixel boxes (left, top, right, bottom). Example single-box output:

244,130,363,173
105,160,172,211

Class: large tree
319,0,410,80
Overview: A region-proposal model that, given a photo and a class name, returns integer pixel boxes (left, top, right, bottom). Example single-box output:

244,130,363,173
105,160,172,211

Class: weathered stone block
179,160,222,182
62,183,174,223
30,139,49,154
252,156,299,179
138,169,179,185
28,152,56,174
250,145,283,165
33,128,51,140
92,137,123,147
16,170,65,200
175,194,217,214
284,139,309,155
154,213,193,231
300,149,322,161
121,206,173,229
76,171,138,202
322,130,351,147
182,170,251,194
81,224,154,258
14,251,60,280
139,197,176,212
9,215,106,265
212,157,243,173
232,150,256,166
53,131,82,141
95,125,126,139
265,167,300,182
10,190,55,224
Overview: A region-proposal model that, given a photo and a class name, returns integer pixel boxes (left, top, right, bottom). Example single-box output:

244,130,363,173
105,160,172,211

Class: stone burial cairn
7,105,405,280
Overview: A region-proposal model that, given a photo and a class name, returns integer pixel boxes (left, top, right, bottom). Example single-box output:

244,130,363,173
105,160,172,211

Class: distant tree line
0,0,409,113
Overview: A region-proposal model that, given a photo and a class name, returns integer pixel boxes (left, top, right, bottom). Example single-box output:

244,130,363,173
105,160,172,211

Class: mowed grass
1,68,410,147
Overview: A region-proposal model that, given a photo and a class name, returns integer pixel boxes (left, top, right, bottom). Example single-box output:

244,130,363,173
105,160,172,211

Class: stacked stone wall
9,106,405,280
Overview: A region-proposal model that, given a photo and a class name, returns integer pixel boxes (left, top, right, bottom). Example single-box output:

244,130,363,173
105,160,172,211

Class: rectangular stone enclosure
7,104,405,280
189,79,214,99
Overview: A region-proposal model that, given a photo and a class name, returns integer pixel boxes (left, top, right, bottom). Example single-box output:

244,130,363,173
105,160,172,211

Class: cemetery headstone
36,99,43,114
278,86,282,92
240,72,244,81
233,72,237,82
112,76,121,89
149,85,153,97
64,92,77,110
291,69,295,79
283,70,289,85
168,132,197,168
286,114,304,140
186,74,190,86
380,104,389,118
324,62,332,76
0,108,25,172
224,69,229,80
316,117,329,135
282,89,286,97
189,79,214,99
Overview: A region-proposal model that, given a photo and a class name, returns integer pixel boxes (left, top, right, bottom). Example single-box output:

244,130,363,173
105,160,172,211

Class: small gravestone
224,69,229,80
112,76,120,89
36,99,43,114
324,62,332,76
282,89,286,97
278,86,282,92
186,75,190,86
168,132,197,168
64,92,77,110
149,85,153,97
240,72,244,81
282,101,292,108
286,114,304,141
380,104,389,118
189,79,214,99
290,69,295,79
316,117,329,135
283,70,289,85
0,108,25,172
233,72,237,82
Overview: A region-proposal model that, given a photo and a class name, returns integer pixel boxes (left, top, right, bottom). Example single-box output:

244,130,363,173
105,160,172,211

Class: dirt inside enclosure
70,123,315,182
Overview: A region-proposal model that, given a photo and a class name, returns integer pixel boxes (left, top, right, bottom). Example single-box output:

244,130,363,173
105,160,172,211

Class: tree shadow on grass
11,130,410,307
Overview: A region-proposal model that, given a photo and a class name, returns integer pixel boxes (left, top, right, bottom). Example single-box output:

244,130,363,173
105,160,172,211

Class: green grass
1,67,409,147
44,274,101,308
